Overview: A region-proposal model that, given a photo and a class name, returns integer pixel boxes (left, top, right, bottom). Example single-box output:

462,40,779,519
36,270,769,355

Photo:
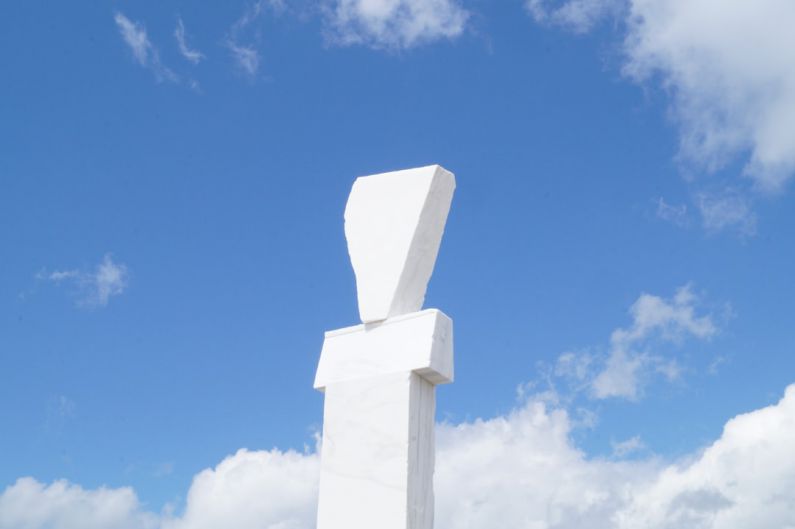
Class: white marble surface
316,165,456,529
316,371,435,529
344,165,455,323
314,309,454,390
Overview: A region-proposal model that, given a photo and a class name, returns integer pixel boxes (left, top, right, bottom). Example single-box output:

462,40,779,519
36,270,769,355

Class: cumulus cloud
553,285,717,400
38,254,129,308
615,384,795,528
3,384,795,528
161,448,319,529
114,13,178,83
434,396,651,528
174,18,204,65
622,0,795,193
324,0,469,49
0,478,158,529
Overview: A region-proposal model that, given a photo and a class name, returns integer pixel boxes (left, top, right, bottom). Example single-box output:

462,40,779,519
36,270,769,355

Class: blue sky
2,1,795,527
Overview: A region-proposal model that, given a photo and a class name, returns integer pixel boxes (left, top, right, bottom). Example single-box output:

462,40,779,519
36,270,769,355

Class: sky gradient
2,1,795,527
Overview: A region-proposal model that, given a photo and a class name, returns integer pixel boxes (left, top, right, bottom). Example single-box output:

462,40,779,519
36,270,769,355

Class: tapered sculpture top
344,165,456,323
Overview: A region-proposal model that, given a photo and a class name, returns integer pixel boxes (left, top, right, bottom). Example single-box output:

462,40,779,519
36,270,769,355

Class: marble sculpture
315,165,456,529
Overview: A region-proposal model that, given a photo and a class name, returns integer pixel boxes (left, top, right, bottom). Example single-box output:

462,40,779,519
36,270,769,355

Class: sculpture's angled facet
344,165,456,323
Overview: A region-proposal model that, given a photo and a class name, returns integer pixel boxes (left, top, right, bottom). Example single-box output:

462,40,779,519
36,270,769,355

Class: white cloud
161,448,319,529
591,284,717,399
39,254,129,308
4,384,795,529
611,285,716,347
551,285,717,400
114,13,178,83
534,0,795,193
324,0,469,49
435,397,650,528
91,255,129,307
529,0,795,233
623,0,795,193
527,0,623,33
174,18,204,65
114,13,150,65
615,384,795,528
0,478,158,529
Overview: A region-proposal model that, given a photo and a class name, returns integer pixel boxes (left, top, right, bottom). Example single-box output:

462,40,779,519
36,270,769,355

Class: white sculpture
315,165,456,529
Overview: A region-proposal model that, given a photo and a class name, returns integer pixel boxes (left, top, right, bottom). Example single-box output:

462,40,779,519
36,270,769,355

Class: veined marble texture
317,371,435,529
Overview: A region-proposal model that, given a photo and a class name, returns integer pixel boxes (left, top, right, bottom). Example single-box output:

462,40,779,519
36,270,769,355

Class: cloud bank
3,384,795,529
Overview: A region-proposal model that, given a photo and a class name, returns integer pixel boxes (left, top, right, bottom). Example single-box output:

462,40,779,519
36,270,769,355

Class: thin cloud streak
114,12,178,83
175,18,205,64
225,1,280,77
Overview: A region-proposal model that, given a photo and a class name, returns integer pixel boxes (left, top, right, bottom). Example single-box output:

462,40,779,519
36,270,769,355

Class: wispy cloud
114,12,178,83
225,1,283,77
324,0,470,50
656,197,690,228
175,17,205,64
526,0,622,33
227,43,260,76
550,285,719,400
594,284,717,399
38,254,129,308
611,435,646,458
697,190,757,237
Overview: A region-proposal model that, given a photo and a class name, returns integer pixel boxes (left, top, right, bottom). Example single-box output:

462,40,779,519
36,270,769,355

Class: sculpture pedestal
314,310,453,529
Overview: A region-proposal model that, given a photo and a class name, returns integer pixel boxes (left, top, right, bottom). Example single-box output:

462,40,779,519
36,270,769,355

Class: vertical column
317,371,435,529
